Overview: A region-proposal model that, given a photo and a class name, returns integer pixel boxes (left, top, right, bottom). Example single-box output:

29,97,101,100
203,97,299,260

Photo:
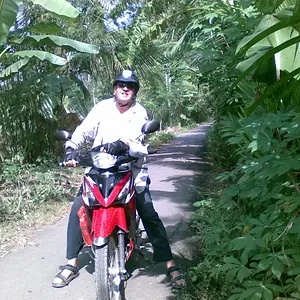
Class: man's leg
135,187,185,288
135,188,173,262
52,195,84,287
66,195,84,259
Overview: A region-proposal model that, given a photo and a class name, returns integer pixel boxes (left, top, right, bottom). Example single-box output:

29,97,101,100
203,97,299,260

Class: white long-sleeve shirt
66,97,150,193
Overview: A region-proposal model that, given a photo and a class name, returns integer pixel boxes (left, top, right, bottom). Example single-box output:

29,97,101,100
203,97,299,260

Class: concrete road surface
0,123,213,300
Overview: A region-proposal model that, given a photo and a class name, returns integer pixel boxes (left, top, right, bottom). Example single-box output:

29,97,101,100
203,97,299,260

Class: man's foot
167,266,185,289
52,264,79,288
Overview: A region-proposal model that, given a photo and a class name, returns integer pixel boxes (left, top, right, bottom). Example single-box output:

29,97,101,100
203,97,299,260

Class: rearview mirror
141,120,160,134
55,130,71,141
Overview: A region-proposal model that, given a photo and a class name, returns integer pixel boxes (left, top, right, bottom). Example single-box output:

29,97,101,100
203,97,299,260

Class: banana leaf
235,15,300,58
14,35,99,54
0,0,19,44
0,57,29,77
14,50,67,64
0,0,79,45
32,0,79,18
254,0,297,13
0,50,67,78
26,22,63,34
235,35,300,85
235,11,300,86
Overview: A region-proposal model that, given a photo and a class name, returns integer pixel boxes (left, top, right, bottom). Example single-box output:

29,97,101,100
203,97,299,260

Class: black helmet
113,70,140,92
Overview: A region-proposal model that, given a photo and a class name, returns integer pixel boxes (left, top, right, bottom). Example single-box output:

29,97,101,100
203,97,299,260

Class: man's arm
65,104,101,149
126,107,150,157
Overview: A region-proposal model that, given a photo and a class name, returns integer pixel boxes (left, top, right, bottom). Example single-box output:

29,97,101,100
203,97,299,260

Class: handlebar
59,147,158,168
117,155,138,165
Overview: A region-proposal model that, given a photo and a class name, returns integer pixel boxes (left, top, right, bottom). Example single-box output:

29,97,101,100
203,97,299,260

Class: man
52,70,185,289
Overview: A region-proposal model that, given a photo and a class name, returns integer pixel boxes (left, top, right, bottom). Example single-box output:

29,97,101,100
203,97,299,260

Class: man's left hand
102,140,129,155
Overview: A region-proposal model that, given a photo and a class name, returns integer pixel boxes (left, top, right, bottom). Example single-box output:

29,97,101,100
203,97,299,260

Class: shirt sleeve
65,103,101,149
128,141,149,157
127,104,149,157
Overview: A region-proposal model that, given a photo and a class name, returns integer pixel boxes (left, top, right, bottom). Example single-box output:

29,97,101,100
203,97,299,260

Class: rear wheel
95,236,125,300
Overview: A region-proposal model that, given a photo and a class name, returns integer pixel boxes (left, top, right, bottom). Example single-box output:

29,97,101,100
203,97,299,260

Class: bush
147,131,176,148
189,109,300,299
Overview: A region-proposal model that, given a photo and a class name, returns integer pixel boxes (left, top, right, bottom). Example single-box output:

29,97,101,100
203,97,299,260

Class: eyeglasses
117,82,136,90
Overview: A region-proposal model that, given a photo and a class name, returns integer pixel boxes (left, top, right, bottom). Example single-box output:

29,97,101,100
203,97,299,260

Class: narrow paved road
0,123,212,300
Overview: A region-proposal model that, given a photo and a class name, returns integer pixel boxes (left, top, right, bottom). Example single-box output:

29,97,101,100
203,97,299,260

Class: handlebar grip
147,146,157,154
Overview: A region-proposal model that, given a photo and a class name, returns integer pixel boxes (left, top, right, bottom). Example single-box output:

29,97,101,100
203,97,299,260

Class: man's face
114,82,136,105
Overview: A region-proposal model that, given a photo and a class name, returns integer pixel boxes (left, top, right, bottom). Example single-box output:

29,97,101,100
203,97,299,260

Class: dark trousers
66,188,173,262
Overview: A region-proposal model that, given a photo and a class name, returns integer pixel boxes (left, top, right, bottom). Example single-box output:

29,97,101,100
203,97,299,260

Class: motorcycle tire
95,236,125,300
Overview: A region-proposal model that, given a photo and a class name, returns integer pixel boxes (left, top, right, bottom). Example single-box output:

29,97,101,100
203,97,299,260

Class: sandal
166,265,185,289
52,264,79,288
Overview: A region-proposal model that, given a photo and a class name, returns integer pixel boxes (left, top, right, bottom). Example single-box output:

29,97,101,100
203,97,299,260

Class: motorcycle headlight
91,152,117,169
116,179,131,201
83,182,96,205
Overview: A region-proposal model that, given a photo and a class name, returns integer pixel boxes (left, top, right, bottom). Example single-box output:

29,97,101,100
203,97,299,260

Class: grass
0,162,82,258
147,131,176,148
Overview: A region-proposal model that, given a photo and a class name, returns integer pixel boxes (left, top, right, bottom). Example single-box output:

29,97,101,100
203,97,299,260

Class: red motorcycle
56,120,159,300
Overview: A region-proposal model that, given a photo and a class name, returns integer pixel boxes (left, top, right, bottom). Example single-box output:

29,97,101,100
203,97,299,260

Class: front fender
93,236,108,247
92,207,128,240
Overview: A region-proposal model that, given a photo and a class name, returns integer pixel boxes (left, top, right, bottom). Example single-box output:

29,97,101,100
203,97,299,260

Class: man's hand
102,140,129,156
63,147,78,167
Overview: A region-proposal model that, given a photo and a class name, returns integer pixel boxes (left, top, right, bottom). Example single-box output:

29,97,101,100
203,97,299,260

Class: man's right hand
63,147,78,167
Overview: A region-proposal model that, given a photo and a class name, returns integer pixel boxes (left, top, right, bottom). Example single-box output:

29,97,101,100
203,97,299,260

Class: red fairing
77,206,93,246
92,206,128,238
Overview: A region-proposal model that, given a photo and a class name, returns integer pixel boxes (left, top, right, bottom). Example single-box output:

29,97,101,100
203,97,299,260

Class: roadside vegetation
1,0,300,299
0,155,82,257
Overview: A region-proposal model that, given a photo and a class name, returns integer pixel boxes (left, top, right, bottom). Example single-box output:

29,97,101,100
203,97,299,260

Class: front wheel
94,236,125,300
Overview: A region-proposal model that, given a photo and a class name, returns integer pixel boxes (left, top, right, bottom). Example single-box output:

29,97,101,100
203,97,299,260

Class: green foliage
207,124,238,171
0,0,19,45
31,0,80,19
189,194,240,299
188,1,300,298
0,71,89,162
192,109,300,299
146,131,176,148
0,0,97,163
0,0,95,76
234,1,300,115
